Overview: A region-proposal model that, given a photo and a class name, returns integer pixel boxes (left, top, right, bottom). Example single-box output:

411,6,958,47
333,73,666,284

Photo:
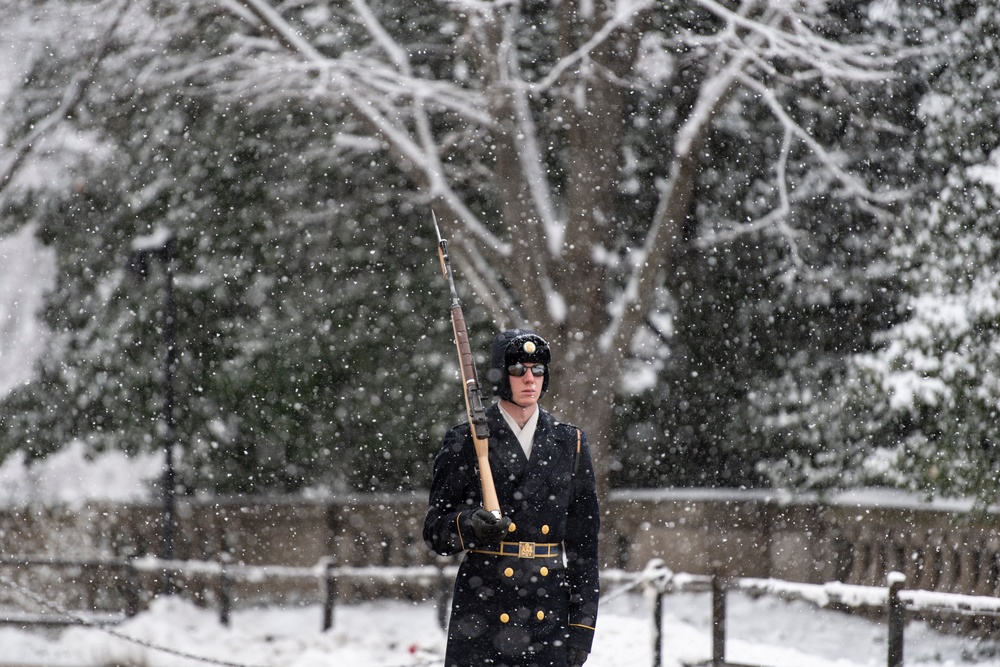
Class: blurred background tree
3,0,991,506
755,1,1000,506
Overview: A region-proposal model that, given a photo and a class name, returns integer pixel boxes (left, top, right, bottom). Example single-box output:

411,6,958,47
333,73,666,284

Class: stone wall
609,488,1000,600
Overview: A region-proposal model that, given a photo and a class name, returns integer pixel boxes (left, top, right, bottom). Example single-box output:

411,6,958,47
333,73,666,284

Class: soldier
424,329,600,667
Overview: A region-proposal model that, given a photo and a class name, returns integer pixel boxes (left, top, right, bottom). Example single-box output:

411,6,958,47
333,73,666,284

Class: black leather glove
568,647,589,667
470,508,511,544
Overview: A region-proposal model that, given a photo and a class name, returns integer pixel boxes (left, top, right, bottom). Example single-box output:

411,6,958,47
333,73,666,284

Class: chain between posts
0,570,264,667
0,567,445,667
0,557,969,667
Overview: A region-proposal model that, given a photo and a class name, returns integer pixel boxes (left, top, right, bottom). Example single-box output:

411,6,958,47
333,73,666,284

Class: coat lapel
515,411,560,501
487,405,527,484
487,405,569,505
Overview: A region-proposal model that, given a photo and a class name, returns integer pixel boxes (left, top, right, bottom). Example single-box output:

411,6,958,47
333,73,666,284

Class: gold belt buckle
518,541,536,558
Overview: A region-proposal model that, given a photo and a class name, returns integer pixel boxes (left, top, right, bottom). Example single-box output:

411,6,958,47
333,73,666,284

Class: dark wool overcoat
423,403,600,667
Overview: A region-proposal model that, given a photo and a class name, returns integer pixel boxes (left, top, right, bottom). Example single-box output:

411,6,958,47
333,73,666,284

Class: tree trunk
548,336,621,505
481,1,640,509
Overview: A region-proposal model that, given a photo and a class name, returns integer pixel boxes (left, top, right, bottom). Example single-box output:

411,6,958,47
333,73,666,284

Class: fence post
887,572,906,667
218,553,231,627
653,590,664,667
711,566,726,667
323,559,336,631
123,555,141,618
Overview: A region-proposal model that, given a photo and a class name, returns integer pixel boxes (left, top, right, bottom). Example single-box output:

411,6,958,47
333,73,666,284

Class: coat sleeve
423,424,486,555
564,428,601,652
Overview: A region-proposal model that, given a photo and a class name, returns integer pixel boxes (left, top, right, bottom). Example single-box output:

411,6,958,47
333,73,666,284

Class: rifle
433,213,502,518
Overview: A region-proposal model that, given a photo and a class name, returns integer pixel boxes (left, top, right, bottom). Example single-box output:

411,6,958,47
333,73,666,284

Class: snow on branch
528,0,655,95
452,245,525,328
500,0,654,258
696,128,806,267
489,0,659,266
349,0,410,71
601,0,910,355
501,7,562,255
222,0,510,255
230,0,325,60
738,72,901,206
601,52,746,352
0,0,133,196
675,53,749,158
682,1,906,274
693,0,900,81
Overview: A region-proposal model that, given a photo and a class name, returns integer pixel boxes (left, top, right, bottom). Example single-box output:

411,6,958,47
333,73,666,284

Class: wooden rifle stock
433,214,502,517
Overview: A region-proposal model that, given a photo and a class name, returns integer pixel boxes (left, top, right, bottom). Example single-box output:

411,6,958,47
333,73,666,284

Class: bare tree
207,0,904,496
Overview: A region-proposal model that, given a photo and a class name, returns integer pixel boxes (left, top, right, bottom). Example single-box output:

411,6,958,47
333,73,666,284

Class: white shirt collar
498,403,539,459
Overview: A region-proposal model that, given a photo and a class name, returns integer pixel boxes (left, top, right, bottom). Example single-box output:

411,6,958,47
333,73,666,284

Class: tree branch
222,0,511,258
694,0,900,80
529,0,654,95
0,0,132,197
602,0,905,353
738,72,904,207
504,35,562,254
600,51,747,353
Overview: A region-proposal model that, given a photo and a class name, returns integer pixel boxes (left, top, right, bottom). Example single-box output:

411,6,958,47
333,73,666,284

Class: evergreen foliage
0,0,483,494
756,2,1000,504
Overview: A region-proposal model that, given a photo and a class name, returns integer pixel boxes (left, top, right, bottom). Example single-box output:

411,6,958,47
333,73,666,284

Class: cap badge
524,341,536,353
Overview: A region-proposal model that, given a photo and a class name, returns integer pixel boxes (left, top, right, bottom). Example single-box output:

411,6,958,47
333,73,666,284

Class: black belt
470,541,562,559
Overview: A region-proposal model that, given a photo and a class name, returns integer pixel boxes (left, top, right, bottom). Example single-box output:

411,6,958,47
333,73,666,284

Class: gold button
507,522,517,532
504,567,514,577
536,610,545,621
540,567,549,576
541,525,550,535
500,613,510,623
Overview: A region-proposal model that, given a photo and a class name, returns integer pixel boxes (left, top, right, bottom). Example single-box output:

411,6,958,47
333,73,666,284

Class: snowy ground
3,585,1000,667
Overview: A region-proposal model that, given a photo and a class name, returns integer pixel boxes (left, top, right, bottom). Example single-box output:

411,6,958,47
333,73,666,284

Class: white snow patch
0,439,160,509
2,587,998,666
0,225,55,397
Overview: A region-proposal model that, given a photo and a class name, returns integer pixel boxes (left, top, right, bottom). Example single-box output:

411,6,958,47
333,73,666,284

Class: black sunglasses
508,363,546,377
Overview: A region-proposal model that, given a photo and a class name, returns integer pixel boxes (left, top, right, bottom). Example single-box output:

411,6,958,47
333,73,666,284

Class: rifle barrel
432,212,500,517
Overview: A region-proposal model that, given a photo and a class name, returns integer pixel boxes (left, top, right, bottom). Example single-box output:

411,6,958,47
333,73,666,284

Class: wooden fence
2,555,1000,667
0,554,455,631
2,490,1000,618
605,564,1000,667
